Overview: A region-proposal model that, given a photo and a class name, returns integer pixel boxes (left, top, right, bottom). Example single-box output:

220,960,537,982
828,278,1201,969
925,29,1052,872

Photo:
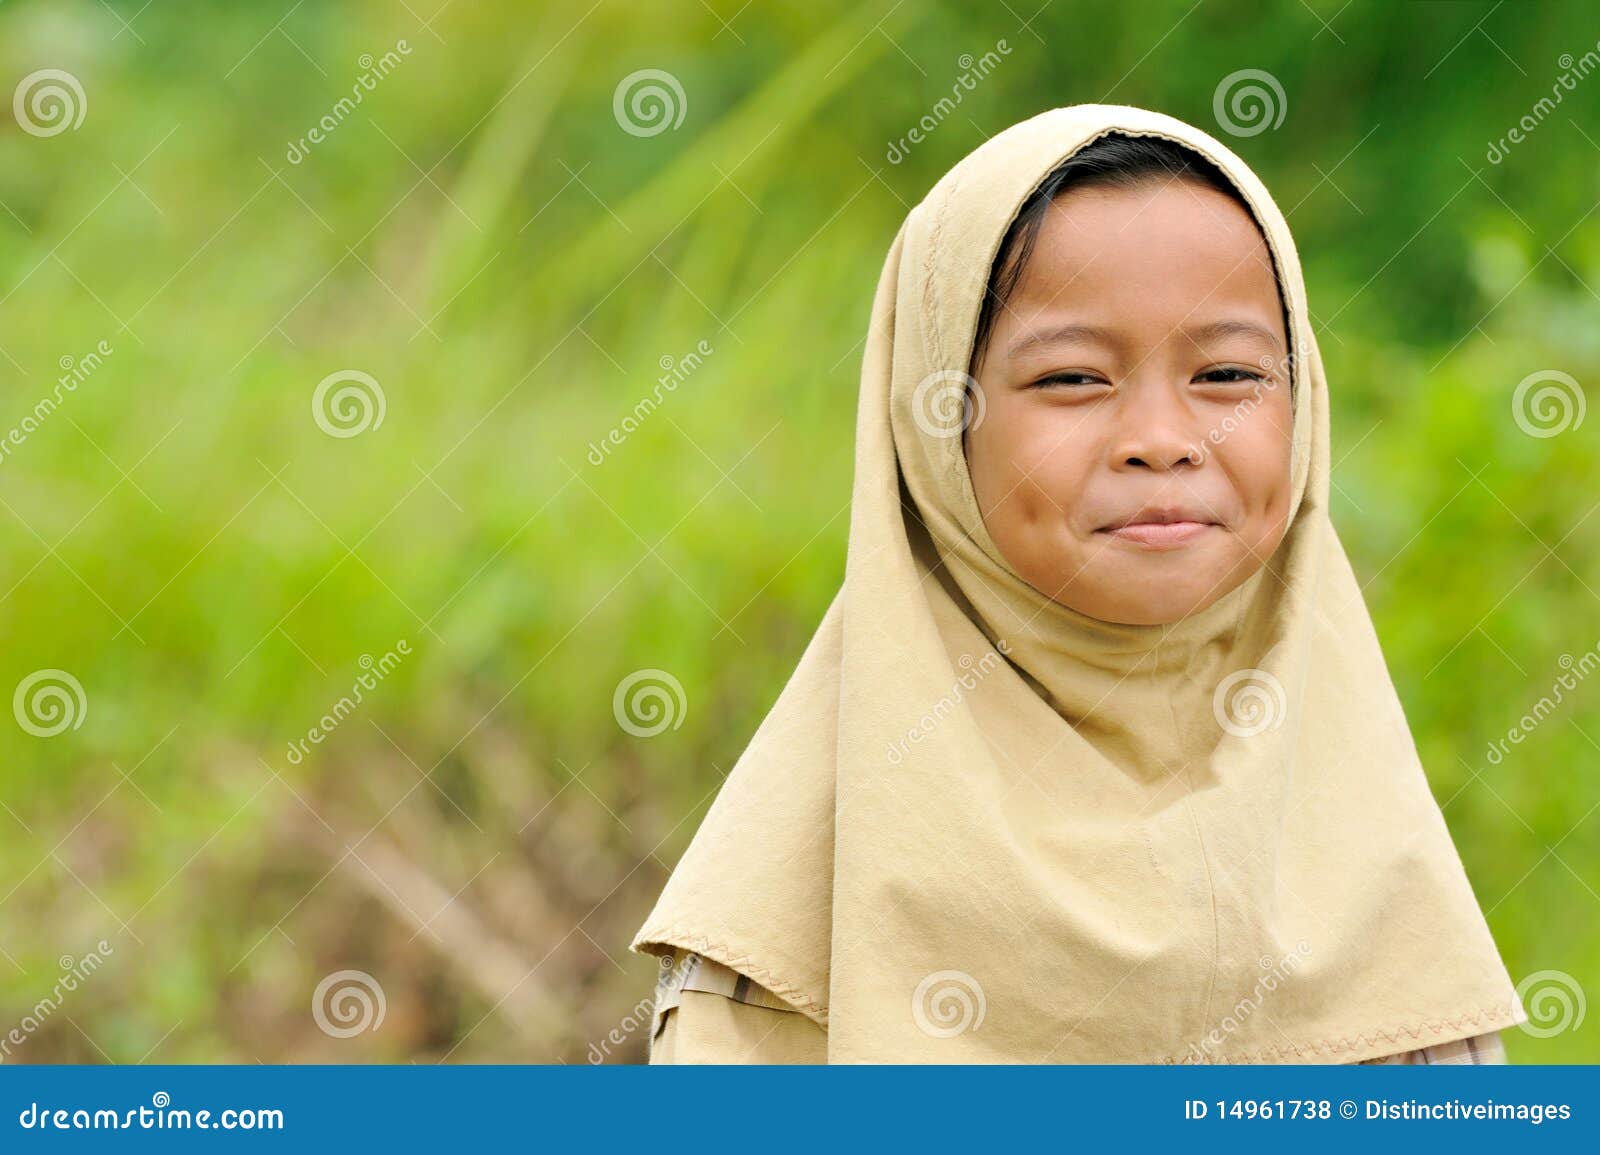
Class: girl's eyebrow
1006,322,1118,358
1007,317,1282,358
1181,318,1284,350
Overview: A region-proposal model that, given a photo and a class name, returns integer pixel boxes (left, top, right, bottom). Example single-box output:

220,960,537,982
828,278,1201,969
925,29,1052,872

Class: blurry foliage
0,0,1595,1062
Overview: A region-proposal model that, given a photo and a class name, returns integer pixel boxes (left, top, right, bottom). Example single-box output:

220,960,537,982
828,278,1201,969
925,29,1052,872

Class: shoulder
648,950,828,1064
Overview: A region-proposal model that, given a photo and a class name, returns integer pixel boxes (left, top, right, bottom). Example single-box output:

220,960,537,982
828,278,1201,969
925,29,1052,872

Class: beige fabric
652,950,802,1029
651,960,1507,1065
1358,1030,1507,1065
648,954,826,1064
649,990,828,1065
631,103,1526,1063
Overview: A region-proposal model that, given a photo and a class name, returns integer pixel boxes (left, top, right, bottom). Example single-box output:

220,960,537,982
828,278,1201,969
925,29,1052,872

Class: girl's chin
1050,564,1248,625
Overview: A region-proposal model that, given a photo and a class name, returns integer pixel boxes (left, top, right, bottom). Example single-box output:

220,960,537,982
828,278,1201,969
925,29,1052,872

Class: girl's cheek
1009,417,1085,478
1227,411,1292,503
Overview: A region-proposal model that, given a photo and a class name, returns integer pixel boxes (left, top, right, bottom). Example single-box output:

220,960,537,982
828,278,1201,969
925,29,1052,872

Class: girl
631,104,1526,1063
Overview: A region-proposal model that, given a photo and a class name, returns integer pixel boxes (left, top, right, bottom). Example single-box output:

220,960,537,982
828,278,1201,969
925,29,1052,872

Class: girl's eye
1030,372,1106,389
1194,366,1265,385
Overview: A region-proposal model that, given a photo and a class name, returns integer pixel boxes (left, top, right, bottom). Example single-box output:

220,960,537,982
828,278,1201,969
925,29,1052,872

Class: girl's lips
1098,520,1217,549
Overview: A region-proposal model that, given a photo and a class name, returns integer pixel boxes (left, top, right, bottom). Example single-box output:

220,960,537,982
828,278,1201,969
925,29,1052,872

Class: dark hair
969,132,1259,370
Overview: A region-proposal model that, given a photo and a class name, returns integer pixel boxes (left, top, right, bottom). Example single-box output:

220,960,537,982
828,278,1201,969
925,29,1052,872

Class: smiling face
964,178,1294,626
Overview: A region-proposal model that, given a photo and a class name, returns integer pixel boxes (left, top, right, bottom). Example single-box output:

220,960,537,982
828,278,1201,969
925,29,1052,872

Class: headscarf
631,104,1526,1062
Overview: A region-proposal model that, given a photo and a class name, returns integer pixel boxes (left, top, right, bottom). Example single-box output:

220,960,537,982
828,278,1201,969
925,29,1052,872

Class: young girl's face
965,179,1294,626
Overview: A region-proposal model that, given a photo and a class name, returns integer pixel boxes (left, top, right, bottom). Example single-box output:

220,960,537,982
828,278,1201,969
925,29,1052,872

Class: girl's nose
1110,386,1203,471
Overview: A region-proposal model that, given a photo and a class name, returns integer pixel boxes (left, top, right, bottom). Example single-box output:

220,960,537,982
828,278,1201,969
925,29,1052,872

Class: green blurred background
0,0,1595,1063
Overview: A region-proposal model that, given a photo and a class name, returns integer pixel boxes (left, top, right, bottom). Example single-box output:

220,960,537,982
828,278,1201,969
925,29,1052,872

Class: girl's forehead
1002,182,1285,345
1026,182,1274,281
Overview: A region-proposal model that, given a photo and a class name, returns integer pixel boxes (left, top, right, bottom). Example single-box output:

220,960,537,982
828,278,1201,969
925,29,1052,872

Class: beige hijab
631,103,1527,1062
